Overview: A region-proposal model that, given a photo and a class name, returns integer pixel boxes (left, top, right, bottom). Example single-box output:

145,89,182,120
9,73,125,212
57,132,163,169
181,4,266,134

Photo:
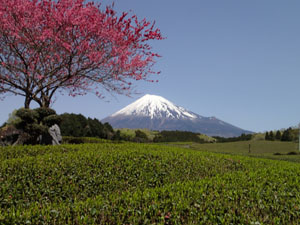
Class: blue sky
0,0,300,132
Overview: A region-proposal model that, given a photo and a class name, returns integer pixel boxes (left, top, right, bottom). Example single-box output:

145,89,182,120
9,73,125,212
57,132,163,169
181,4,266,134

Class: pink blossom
0,0,163,108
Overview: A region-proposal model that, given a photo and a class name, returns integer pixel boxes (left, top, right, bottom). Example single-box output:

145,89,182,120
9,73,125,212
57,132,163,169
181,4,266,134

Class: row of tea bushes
1,143,300,224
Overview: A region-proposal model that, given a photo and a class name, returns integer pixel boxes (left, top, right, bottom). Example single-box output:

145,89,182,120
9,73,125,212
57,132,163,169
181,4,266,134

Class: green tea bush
1,143,300,224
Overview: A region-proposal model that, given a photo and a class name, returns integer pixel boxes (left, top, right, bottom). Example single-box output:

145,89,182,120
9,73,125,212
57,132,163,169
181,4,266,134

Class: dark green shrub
34,108,56,123
287,151,298,155
27,123,47,134
43,114,62,126
15,108,38,124
12,107,60,145
281,128,293,142
135,130,148,139
112,130,122,141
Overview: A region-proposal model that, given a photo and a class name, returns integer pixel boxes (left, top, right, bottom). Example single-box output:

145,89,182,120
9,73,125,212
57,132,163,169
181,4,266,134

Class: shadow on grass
274,151,299,156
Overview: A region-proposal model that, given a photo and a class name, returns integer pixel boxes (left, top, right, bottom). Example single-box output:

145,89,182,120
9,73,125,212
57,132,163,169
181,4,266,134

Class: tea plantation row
1,143,300,224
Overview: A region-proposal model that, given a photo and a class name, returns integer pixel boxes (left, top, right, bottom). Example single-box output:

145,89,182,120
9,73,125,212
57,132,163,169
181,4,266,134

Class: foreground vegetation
1,141,300,224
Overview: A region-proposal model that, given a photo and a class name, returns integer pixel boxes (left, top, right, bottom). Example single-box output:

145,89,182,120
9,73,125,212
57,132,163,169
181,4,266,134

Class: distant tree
85,118,105,138
60,113,87,137
112,130,122,141
153,130,204,143
289,128,299,142
103,122,114,139
0,0,163,108
281,128,293,142
134,130,149,142
269,131,275,141
275,130,282,140
265,132,269,140
213,133,252,143
240,133,252,141
60,113,115,139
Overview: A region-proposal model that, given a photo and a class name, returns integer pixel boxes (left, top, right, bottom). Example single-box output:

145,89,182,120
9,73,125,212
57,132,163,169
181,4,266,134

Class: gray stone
48,124,62,145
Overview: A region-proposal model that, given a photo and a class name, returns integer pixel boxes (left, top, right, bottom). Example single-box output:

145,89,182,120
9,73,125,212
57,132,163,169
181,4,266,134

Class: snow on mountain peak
111,94,198,119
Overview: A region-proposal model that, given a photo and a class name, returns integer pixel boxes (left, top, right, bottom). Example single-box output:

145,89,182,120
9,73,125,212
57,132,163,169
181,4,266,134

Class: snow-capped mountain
102,94,252,137
111,94,199,120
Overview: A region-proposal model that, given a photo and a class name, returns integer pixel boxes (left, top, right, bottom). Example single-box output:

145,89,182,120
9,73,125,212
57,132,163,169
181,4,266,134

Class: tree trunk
30,93,51,108
43,101,50,108
24,96,32,109
41,96,51,108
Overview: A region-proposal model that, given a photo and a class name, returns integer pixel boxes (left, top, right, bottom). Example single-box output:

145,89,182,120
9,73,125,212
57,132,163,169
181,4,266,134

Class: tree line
265,128,298,142
212,133,253,143
59,113,116,140
153,131,206,143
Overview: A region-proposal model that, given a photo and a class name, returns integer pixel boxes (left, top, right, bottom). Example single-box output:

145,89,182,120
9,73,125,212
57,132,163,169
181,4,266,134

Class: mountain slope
102,94,252,137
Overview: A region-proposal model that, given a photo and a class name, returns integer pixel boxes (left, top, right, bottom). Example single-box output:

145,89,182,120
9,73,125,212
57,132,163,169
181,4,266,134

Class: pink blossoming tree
0,0,163,108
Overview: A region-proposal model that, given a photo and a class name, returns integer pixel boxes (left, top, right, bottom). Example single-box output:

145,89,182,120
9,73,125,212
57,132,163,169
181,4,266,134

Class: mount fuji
102,94,252,137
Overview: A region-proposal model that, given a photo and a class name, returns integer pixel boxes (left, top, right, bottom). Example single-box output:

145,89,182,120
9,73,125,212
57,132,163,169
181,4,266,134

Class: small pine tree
269,131,275,141
135,130,148,141
265,132,269,140
281,128,293,142
112,130,121,141
275,130,281,140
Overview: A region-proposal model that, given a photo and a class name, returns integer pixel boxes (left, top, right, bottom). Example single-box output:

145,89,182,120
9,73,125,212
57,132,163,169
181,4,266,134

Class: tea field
1,142,300,224
169,140,300,163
